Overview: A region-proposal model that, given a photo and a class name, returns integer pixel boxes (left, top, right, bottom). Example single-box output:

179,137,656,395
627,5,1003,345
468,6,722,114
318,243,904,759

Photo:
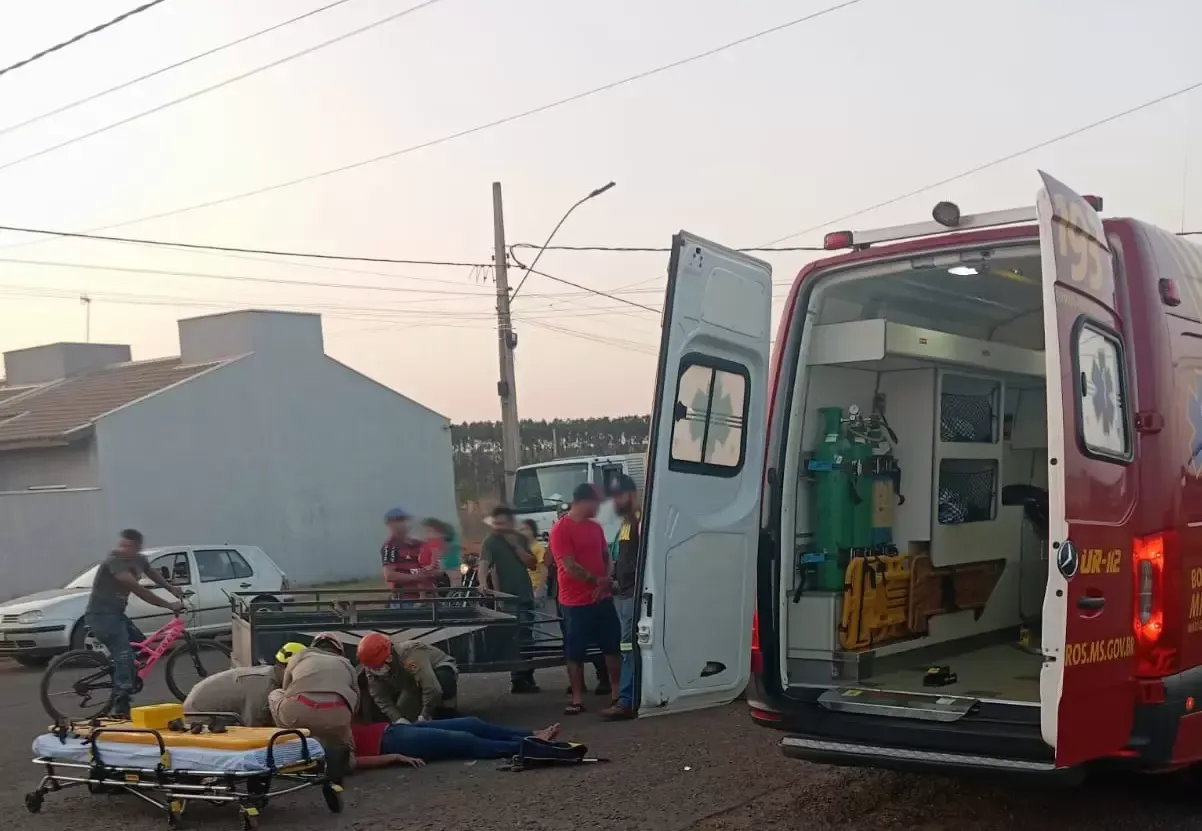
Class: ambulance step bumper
780,736,1082,782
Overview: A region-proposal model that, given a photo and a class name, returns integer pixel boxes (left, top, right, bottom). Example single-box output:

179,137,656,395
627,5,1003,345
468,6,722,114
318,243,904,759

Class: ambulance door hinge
1134,411,1164,434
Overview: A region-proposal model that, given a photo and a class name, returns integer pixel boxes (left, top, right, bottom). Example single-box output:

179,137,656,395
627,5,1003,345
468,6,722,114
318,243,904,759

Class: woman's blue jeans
379,717,532,760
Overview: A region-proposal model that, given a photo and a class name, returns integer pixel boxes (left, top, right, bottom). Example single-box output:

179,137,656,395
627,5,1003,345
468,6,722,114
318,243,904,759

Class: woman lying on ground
346,716,562,770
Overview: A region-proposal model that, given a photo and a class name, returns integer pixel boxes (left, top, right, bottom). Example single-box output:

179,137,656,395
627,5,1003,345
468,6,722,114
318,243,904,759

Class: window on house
195,549,254,583
669,356,749,476
1074,321,1131,462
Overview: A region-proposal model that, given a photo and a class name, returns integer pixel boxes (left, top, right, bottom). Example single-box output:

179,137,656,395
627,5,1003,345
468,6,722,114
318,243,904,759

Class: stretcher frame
24,714,344,829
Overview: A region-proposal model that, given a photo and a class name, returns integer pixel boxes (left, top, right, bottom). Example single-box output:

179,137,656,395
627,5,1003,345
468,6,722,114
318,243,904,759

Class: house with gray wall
0,310,455,601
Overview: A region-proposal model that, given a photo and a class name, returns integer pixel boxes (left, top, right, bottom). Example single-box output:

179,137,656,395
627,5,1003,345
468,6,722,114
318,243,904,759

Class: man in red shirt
549,483,622,715
380,507,435,606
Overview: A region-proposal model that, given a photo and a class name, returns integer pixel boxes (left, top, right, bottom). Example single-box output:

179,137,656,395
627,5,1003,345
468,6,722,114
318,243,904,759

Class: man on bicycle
86,529,184,717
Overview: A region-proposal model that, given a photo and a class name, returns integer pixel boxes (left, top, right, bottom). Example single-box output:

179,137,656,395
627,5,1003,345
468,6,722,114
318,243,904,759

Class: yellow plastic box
130,703,185,731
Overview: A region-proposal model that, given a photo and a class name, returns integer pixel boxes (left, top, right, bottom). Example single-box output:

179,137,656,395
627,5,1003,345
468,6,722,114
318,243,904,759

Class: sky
0,0,1198,422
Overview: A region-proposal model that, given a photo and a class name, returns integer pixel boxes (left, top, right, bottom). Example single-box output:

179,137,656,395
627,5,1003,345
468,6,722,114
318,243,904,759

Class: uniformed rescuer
356,633,459,723
183,642,304,726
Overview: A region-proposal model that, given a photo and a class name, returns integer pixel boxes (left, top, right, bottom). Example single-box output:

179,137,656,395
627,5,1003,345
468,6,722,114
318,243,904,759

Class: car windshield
65,566,98,589
513,463,589,511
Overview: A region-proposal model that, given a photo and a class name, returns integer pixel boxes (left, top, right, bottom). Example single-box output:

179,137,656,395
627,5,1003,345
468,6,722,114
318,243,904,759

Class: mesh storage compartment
940,392,996,443
937,459,997,524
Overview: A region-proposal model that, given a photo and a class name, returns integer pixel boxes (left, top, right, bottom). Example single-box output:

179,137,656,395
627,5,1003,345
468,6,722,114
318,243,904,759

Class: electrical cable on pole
0,0,174,80
0,0,360,140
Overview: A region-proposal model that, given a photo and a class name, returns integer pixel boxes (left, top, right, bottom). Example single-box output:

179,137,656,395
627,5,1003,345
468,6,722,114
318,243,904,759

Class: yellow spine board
840,554,912,651
78,723,309,751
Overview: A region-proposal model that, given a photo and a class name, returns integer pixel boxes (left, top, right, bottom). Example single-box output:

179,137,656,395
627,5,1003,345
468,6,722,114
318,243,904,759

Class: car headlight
17,610,43,624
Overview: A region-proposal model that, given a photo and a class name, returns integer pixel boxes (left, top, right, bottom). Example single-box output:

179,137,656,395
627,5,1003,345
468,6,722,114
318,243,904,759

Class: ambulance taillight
1133,532,1180,677
751,610,763,675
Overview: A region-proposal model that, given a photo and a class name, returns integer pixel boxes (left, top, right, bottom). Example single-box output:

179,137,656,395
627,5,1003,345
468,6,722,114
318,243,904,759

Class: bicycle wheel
40,649,114,722
164,638,232,701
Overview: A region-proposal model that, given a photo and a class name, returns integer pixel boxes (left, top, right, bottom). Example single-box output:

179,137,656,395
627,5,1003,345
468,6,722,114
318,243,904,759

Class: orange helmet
357,632,393,669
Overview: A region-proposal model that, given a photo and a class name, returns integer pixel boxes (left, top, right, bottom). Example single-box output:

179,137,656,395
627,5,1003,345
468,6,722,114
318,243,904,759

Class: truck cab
632,172,1202,778
513,454,646,542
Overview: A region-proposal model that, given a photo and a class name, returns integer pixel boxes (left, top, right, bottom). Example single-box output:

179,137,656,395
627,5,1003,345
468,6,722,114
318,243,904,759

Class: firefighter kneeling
357,632,459,723
268,632,359,781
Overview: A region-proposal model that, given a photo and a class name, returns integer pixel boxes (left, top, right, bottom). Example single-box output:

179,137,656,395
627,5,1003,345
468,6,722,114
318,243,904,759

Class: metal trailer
229,588,571,676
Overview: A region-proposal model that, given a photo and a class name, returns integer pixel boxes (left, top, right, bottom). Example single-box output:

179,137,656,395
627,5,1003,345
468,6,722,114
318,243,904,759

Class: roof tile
0,358,225,446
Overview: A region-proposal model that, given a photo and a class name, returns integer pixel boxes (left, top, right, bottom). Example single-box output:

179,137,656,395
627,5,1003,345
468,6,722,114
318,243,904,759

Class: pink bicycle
39,607,231,722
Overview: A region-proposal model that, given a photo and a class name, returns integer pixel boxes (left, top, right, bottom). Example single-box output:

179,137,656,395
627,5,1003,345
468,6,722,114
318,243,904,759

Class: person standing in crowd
420,518,461,588
356,633,460,723
269,633,359,749
86,529,185,718
479,505,540,694
549,484,622,715
601,475,641,720
520,519,553,640
380,507,432,606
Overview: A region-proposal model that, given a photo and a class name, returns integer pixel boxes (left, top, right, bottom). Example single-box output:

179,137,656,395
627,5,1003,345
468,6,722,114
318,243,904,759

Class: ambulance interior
782,242,1051,705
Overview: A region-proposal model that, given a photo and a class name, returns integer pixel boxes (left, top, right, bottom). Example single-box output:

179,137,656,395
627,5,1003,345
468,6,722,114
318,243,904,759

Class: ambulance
632,172,1202,779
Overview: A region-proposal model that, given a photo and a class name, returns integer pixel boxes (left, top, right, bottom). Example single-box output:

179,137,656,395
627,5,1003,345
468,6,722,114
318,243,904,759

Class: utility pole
81,294,91,342
492,182,522,503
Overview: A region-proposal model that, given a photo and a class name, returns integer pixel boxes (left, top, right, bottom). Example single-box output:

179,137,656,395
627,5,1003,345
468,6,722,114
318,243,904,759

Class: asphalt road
3,660,1201,831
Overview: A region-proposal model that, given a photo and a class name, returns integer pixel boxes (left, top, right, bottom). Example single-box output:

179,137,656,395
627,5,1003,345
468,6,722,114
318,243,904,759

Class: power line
0,0,447,175
76,0,869,233
0,224,491,268
0,0,173,80
507,246,662,314
510,243,824,254
758,79,1202,247
0,0,359,141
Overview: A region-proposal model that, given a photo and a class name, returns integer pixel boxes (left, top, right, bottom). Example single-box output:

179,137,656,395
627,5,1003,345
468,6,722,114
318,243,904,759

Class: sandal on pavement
564,702,586,716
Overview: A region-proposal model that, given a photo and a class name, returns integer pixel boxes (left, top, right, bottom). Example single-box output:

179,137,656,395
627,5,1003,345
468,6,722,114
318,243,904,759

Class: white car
0,545,291,667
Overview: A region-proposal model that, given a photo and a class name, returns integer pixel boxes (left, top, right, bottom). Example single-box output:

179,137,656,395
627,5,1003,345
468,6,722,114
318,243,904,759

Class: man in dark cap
601,474,641,720
548,483,622,715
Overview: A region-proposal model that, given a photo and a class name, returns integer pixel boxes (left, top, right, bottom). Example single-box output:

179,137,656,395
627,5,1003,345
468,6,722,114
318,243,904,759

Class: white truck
512,453,646,542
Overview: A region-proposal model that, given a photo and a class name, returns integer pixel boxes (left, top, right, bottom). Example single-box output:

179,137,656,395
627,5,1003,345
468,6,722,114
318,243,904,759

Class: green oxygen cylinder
813,407,854,591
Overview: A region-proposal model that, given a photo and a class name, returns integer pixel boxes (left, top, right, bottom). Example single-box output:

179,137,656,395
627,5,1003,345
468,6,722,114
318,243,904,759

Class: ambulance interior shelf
789,318,1046,664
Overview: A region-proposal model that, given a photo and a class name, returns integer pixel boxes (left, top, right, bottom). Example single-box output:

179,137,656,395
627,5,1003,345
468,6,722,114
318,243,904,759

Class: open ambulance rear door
635,233,773,717
1036,172,1139,766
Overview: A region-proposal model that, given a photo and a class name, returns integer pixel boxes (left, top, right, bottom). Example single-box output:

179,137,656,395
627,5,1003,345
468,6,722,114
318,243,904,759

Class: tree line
452,415,650,503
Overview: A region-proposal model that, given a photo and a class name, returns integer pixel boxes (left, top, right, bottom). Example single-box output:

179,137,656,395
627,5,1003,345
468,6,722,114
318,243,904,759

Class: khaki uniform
366,641,458,723
269,648,359,748
183,665,278,727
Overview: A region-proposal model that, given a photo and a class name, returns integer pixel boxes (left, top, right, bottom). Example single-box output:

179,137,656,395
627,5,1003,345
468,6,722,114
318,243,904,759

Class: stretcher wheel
24,791,44,814
321,783,343,814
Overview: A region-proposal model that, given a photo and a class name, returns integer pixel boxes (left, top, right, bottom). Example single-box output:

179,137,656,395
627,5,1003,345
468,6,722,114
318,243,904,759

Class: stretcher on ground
24,705,343,829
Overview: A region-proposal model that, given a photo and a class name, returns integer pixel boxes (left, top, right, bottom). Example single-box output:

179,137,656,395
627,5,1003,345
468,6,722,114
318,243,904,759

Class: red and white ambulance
632,172,1202,779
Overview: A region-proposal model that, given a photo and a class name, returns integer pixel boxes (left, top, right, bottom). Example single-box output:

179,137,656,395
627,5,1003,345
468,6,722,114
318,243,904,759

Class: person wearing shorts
548,483,621,715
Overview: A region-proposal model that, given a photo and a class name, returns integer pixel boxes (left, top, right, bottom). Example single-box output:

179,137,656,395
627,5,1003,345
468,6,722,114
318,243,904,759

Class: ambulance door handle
1077,595,1105,611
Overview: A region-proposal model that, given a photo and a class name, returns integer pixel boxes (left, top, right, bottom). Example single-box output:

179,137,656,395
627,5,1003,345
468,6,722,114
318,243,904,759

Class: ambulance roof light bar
822,195,1104,251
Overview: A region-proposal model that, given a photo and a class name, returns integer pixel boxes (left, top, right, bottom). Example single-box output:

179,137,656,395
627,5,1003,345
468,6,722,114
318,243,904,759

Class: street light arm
510,181,615,300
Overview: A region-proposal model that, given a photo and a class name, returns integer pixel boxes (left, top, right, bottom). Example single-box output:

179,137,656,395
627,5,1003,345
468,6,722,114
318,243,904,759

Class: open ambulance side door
1036,172,1139,767
635,233,773,717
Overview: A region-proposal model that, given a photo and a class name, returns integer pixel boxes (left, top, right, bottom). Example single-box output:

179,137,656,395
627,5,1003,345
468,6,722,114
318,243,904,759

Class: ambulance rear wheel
24,791,44,814
322,783,343,814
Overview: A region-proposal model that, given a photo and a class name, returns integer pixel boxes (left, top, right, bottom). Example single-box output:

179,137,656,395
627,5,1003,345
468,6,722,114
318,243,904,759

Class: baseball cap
572,482,601,503
608,473,638,496
384,506,411,521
